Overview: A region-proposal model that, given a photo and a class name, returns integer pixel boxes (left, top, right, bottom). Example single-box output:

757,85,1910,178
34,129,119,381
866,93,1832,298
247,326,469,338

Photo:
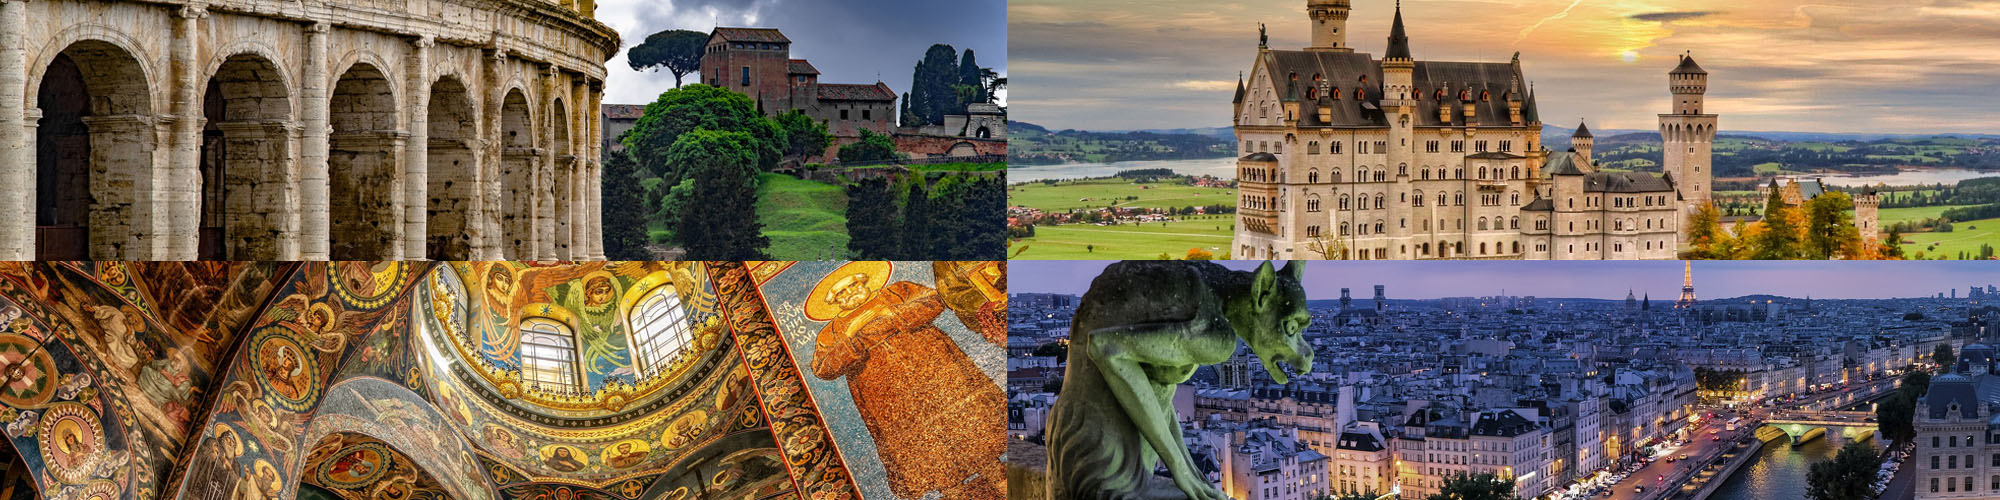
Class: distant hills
1008,121,1235,165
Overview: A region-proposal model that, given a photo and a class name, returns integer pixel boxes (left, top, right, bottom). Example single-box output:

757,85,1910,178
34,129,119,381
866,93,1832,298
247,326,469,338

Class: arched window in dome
631,285,696,377
520,318,581,393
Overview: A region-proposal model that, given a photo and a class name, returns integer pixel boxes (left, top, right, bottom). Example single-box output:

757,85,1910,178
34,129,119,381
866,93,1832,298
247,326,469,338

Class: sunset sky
596,0,1006,107
1009,261,1991,300
1009,0,2000,134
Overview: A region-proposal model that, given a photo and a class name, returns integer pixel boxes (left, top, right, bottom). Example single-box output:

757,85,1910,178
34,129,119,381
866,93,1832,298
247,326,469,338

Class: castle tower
1374,285,1386,312
1675,260,1698,308
1857,186,1882,246
1382,1,1417,245
1661,53,1717,227
1340,288,1353,310
1307,0,1354,52
1572,121,1594,162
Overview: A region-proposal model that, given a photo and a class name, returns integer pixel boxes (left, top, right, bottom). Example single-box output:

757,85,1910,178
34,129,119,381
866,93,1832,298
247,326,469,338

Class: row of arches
4,25,604,261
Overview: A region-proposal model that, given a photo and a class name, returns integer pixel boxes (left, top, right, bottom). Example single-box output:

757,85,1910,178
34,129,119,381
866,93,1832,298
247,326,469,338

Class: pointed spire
1234,71,1247,104
1386,0,1412,60
1573,120,1592,138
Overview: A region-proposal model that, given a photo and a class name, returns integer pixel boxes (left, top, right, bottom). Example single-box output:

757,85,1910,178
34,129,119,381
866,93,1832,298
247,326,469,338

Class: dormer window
1331,88,1341,100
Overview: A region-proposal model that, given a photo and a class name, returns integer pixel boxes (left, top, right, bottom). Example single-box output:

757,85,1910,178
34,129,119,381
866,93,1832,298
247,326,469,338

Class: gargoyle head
1233,261,1314,384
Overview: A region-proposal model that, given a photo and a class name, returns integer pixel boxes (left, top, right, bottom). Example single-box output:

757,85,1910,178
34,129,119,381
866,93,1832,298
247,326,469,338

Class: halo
804,262,892,321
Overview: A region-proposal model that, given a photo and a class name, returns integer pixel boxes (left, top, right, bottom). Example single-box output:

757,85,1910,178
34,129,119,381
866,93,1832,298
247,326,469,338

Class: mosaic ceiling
0,260,1004,500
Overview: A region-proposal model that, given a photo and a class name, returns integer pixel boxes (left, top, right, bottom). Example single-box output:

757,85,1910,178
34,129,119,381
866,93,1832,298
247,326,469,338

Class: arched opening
35,40,154,260
500,89,536,259
200,53,294,260
974,126,991,139
551,98,572,257
328,63,401,260
426,76,478,260
299,432,448,500
947,141,979,157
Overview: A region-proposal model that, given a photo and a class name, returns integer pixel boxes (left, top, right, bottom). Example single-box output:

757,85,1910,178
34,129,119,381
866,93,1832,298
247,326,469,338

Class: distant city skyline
1009,0,2000,134
1009,261,1994,300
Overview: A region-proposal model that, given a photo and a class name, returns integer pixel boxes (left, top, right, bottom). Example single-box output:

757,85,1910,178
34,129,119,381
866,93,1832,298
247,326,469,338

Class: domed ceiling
0,260,1004,500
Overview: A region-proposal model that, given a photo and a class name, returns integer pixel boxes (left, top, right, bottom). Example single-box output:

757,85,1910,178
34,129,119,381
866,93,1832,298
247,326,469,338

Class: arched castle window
1374,170,1386,182
1307,194,1322,212
1309,141,1321,155
1478,217,1489,231
1332,168,1342,182
1510,217,1520,229
1512,166,1521,179
520,318,581,393
1375,220,1385,233
1478,167,1487,180
1374,194,1385,209
1307,87,1319,100
1309,169,1320,183
1510,192,1520,206
631,285,695,377
1455,191,1465,206
1455,168,1463,179
1358,167,1369,182
1340,222,1350,236
1398,164,1408,177
1339,194,1351,211
1413,190,1426,207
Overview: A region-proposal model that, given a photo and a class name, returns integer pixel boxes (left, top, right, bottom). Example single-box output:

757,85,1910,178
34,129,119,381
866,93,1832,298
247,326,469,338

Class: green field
755,173,850,259
1010,217,1237,259
1008,178,1236,212
1902,217,2000,259
1874,205,1981,226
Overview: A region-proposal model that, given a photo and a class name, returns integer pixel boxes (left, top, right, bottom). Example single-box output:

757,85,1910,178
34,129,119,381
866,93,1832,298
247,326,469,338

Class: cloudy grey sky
597,0,1007,107
1008,0,2000,134
1010,261,1993,300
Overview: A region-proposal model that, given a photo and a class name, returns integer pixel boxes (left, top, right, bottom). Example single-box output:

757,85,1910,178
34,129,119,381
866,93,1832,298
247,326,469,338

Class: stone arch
328,62,403,260
427,75,480,260
200,51,297,260
33,38,159,260
25,24,160,110
500,88,537,259
947,141,979,157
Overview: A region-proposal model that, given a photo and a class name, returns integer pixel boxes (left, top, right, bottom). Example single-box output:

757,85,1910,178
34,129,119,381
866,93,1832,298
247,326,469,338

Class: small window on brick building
840,109,850,120
863,109,871,120
740,66,750,86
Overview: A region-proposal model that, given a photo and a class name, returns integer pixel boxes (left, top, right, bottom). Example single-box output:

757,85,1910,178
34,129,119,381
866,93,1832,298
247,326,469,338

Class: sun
1621,50,1640,63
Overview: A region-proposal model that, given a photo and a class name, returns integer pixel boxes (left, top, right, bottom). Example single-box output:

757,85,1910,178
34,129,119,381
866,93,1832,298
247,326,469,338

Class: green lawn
755,173,850,259
1874,205,1980,226
1010,217,1237,259
1902,217,2000,259
1009,178,1237,213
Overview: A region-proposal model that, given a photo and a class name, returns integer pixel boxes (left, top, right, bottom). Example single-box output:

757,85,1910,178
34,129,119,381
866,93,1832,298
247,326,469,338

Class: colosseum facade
0,0,617,260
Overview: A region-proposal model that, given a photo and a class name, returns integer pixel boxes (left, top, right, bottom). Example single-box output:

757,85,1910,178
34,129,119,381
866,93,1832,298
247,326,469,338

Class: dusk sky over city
598,0,1006,106
1009,261,1996,300
1009,0,2000,133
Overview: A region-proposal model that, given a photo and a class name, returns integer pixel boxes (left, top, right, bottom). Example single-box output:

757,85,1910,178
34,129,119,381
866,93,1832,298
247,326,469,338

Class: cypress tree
601,152,652,260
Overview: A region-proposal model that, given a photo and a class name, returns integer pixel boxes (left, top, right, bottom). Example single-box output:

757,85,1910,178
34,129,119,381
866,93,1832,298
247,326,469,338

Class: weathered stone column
569,79,587,260
404,35,432,260
300,21,331,260
167,4,207,260
0,0,29,260
481,49,507,260
588,82,605,260
537,66,558,260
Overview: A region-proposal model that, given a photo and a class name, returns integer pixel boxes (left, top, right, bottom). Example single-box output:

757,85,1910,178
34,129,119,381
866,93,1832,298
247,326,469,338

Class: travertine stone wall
0,0,618,261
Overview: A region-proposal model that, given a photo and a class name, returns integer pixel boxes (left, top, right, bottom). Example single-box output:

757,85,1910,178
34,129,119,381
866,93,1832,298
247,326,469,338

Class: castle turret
1572,121,1593,162
1307,0,1353,52
1857,186,1881,246
1660,53,1717,228
1382,1,1417,244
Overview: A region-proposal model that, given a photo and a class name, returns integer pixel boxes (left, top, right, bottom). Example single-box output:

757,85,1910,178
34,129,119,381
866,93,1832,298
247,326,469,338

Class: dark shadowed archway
328,62,401,260
200,52,295,260
34,40,155,260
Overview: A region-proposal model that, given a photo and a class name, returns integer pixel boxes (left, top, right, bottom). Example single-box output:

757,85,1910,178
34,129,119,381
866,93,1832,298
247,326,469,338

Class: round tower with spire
1307,0,1354,52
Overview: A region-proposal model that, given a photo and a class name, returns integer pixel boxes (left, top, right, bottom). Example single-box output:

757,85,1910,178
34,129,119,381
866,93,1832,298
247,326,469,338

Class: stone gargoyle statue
1045,260,1314,500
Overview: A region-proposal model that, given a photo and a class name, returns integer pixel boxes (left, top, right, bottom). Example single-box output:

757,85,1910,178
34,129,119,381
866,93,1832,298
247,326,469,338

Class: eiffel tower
1675,260,1698,309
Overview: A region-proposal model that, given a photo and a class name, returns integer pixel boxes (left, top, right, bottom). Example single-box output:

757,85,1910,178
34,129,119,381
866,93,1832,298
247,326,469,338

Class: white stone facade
0,0,617,261
1230,1,1704,261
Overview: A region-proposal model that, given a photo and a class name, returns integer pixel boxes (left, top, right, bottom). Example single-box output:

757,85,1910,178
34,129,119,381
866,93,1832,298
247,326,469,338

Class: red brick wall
701,39,794,115
891,134,1007,159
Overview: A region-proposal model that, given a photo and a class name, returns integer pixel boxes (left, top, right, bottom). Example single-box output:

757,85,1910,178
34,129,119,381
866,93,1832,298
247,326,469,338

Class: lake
1008,157,1237,184
1811,168,1998,187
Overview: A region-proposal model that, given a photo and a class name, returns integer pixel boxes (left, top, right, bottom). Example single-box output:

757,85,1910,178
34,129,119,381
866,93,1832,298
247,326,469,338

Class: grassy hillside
1903,217,2000,259
755,173,850,260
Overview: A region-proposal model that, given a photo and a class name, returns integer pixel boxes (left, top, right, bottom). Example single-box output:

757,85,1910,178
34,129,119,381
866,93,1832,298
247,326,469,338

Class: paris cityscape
1008,261,2000,500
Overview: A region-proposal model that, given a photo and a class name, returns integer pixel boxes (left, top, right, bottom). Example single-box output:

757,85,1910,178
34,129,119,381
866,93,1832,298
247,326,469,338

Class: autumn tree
1754,186,1804,259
